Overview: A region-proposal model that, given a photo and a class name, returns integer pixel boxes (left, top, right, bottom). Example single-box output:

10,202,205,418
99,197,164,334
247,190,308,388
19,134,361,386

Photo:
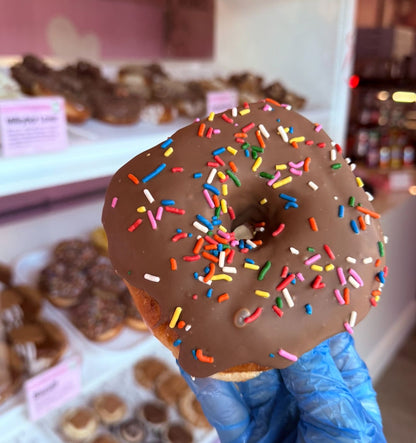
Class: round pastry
33,72,92,124
92,434,120,443
87,88,142,125
8,319,67,376
87,257,126,295
53,239,99,269
178,390,210,428
69,288,124,341
92,392,127,424
140,102,178,125
165,423,193,443
138,400,168,426
154,371,190,406
11,54,92,123
61,406,99,441
133,357,169,389
175,81,206,119
118,418,147,443
227,71,264,105
118,63,168,89
262,81,306,111
121,290,148,331
38,261,88,308
0,343,24,405
102,99,387,381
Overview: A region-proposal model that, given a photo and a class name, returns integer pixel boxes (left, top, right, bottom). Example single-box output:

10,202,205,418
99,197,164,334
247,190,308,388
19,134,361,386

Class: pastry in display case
0,342,24,406
31,235,150,344
1,230,216,441
10,55,143,125
38,352,214,443
7,319,67,376
10,54,92,124
1,279,68,380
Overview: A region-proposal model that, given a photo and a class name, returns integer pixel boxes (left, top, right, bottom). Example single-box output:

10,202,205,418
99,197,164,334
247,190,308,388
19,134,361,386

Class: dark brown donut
53,239,99,269
38,261,88,308
86,257,126,294
69,288,124,341
11,55,92,123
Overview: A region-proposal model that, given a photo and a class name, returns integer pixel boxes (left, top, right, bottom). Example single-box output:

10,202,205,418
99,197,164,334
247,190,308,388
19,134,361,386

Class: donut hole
232,223,254,241
231,205,270,245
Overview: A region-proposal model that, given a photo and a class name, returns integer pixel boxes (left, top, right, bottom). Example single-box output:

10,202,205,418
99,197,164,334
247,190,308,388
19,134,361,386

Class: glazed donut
102,99,387,380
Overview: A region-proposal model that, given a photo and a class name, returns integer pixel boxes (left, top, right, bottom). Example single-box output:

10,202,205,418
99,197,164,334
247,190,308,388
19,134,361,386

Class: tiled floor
375,327,416,443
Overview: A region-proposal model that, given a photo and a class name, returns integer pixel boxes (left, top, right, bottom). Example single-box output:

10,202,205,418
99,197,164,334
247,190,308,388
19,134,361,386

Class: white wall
214,0,356,145
354,196,416,382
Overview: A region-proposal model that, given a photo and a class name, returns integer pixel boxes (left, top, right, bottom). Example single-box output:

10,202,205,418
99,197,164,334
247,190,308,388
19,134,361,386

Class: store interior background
0,0,415,442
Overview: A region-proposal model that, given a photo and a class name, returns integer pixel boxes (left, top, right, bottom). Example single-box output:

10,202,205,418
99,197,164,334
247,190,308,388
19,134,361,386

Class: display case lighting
377,90,390,101
392,91,416,103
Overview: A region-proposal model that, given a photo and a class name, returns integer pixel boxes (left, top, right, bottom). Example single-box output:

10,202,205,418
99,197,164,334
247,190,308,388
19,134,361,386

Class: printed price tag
0,96,68,157
24,355,82,421
206,89,239,114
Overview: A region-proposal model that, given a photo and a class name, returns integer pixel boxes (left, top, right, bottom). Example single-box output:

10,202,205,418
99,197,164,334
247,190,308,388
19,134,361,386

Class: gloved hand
180,332,386,443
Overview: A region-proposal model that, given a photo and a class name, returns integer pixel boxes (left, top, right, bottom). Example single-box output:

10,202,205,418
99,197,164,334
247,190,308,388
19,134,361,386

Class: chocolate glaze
102,101,386,377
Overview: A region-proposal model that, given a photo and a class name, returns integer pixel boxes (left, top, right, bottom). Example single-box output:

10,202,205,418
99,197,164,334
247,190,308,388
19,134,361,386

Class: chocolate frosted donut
102,99,387,380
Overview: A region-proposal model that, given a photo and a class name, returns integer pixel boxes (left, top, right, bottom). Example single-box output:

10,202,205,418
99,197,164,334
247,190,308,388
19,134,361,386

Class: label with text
206,89,239,115
24,354,82,421
0,97,68,157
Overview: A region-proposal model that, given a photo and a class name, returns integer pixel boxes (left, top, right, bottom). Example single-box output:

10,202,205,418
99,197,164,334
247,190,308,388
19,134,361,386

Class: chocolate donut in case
102,99,387,380
38,261,89,308
69,288,125,342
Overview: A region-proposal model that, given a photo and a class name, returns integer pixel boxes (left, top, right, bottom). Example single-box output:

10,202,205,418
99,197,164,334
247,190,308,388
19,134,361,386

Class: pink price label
0,96,68,157
24,355,82,421
206,89,239,115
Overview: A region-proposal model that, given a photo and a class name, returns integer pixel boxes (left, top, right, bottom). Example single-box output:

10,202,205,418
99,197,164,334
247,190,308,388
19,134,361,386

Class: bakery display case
1,1,380,441
0,198,218,442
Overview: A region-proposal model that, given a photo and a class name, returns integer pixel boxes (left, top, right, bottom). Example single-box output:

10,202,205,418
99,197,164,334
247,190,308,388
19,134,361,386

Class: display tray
13,249,150,353
38,344,217,443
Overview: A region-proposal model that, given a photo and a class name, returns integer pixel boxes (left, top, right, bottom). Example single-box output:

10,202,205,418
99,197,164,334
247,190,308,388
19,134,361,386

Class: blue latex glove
180,332,386,443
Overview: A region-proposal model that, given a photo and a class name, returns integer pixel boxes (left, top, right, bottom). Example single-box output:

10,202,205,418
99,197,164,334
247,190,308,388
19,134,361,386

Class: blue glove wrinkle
281,340,386,442
236,370,281,442
237,370,301,443
329,333,383,424
179,367,252,442
177,335,386,443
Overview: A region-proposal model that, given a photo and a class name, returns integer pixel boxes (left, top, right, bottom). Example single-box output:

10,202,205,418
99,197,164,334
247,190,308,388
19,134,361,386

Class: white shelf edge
0,108,331,198
0,118,190,198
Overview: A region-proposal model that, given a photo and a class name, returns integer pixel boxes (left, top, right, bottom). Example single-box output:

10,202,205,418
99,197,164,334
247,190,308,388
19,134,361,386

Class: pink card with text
206,89,239,115
24,355,82,421
0,97,68,157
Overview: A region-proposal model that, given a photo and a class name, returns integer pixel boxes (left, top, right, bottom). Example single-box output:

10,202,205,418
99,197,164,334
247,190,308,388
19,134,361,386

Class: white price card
24,354,82,421
206,89,239,115
0,96,68,157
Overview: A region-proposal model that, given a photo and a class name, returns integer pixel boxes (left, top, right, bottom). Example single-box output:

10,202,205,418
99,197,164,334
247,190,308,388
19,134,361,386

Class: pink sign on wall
0,0,213,60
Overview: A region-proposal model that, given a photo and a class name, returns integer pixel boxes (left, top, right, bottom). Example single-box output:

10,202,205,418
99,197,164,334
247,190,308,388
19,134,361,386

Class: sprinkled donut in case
102,99,387,381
